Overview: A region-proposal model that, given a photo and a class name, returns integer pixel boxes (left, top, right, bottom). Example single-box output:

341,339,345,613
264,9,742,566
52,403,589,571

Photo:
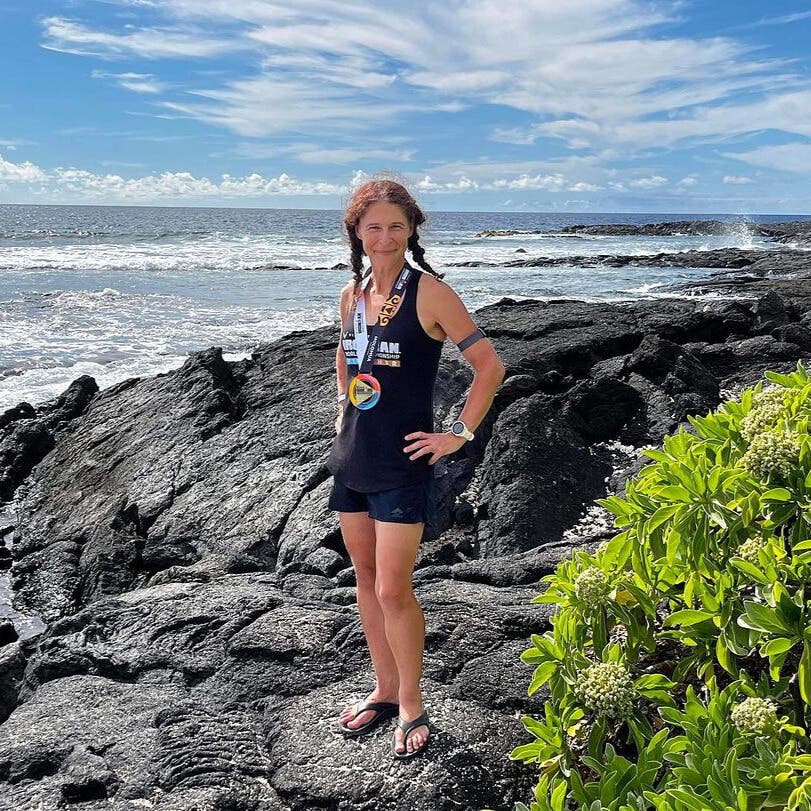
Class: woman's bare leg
374,519,429,754
337,511,400,729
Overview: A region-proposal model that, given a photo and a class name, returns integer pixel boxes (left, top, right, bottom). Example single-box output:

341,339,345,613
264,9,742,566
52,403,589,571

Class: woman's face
355,201,413,264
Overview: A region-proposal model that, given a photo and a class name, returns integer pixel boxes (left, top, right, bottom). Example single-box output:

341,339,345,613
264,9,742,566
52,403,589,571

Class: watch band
450,419,475,441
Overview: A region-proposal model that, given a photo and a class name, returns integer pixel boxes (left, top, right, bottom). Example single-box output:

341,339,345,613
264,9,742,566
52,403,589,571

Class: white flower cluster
575,662,636,719
740,386,790,441
741,429,801,479
730,696,779,735
574,566,609,607
735,536,769,564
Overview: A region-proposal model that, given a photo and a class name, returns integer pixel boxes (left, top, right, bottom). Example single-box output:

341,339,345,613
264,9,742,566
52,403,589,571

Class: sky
1,0,810,213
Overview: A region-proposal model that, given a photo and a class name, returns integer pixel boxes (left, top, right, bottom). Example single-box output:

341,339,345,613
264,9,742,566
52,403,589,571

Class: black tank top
327,268,444,492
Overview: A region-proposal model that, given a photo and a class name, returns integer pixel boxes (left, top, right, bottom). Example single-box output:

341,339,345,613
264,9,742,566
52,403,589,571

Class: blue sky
1,0,810,212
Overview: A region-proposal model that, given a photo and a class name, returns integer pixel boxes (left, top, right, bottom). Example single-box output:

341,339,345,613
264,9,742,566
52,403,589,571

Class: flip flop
338,700,400,738
392,710,430,760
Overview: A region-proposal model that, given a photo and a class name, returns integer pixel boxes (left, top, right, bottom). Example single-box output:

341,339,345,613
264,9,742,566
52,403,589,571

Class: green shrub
496,362,811,811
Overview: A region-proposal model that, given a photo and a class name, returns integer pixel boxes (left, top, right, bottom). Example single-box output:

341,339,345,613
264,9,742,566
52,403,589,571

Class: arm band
456,327,486,352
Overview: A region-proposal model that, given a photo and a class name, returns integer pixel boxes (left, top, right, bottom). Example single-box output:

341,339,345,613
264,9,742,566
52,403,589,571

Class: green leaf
667,788,713,811
761,636,797,657
716,633,737,675
764,371,795,387
738,601,793,634
666,609,715,626
634,674,677,690
730,557,771,585
645,504,682,534
659,485,693,502
550,779,567,811
641,448,671,462
800,641,811,705
528,661,558,695
762,487,793,501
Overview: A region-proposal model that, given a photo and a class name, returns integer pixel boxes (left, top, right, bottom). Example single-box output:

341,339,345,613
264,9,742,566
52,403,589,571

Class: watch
450,420,475,441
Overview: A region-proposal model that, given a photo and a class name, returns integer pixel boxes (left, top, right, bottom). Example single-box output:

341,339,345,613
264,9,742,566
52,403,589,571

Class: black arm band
457,327,486,352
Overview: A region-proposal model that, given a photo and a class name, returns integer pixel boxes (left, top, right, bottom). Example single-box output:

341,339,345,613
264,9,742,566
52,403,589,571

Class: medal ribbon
349,263,411,374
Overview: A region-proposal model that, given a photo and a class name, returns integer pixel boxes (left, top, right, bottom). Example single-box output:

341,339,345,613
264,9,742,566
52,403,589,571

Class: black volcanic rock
449,246,811,274
475,219,811,241
560,219,734,236
1,243,811,807
0,376,98,502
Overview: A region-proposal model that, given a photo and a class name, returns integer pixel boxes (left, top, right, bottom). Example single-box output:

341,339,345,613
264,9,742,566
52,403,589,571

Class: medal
345,264,411,410
348,373,381,410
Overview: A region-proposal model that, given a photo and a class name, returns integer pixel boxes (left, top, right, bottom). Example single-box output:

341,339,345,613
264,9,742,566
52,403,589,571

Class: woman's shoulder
415,269,450,291
416,269,457,300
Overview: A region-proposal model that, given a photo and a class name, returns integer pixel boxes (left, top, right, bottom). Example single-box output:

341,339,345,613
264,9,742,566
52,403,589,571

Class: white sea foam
0,206,802,413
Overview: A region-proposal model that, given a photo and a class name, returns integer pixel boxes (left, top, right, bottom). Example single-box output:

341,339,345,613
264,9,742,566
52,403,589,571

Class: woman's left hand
403,431,467,465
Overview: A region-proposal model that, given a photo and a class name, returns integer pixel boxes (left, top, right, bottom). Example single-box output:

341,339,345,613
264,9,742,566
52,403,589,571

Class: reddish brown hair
343,179,441,283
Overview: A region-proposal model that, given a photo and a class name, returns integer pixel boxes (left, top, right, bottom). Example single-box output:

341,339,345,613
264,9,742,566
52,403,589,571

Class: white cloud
723,142,811,174
413,169,604,193
0,153,47,182
231,141,415,164
37,0,811,157
415,175,480,193
677,175,699,186
0,138,36,150
567,181,603,192
491,173,567,191
742,10,811,27
0,152,347,200
91,70,167,93
51,168,346,199
629,175,668,188
40,16,237,59
158,72,426,137
723,175,754,184
297,147,415,165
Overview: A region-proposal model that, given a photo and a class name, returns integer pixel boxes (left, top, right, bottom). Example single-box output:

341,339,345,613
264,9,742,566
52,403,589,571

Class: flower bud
575,662,635,719
731,697,778,735
741,429,800,479
740,387,789,441
735,536,768,564
574,566,609,607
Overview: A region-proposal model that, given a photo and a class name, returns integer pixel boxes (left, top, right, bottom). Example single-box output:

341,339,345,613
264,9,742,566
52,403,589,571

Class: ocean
1,204,806,415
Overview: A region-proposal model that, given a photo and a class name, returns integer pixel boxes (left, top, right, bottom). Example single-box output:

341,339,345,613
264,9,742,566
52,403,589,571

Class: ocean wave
0,228,215,241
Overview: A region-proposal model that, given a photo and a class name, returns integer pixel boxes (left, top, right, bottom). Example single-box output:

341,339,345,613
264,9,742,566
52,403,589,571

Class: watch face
451,421,464,435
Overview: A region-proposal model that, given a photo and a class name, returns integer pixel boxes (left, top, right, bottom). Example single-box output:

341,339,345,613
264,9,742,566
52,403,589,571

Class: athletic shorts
328,477,433,524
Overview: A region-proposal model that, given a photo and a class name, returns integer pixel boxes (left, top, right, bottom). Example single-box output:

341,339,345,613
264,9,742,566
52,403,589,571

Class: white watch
450,420,474,441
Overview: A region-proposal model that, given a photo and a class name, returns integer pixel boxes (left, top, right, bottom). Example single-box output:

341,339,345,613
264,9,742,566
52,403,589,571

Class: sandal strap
350,700,398,720
396,710,429,739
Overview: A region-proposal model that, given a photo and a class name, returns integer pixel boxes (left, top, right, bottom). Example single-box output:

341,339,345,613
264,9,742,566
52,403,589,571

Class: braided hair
344,179,444,285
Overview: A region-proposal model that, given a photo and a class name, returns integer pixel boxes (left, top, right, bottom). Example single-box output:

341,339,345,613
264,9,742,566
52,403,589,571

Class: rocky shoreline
0,221,810,810
475,217,811,245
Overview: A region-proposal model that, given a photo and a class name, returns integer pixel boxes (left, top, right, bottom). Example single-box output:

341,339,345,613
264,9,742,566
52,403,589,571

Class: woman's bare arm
425,277,505,432
334,281,355,430
404,276,505,464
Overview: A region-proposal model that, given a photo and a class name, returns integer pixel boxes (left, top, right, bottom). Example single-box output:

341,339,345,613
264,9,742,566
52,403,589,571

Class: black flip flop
392,710,430,760
338,700,400,738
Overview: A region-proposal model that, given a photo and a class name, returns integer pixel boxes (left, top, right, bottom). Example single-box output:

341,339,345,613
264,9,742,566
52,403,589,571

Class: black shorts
328,477,433,524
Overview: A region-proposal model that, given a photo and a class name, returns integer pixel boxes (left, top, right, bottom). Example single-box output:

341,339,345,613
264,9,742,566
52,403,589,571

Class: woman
327,179,505,760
